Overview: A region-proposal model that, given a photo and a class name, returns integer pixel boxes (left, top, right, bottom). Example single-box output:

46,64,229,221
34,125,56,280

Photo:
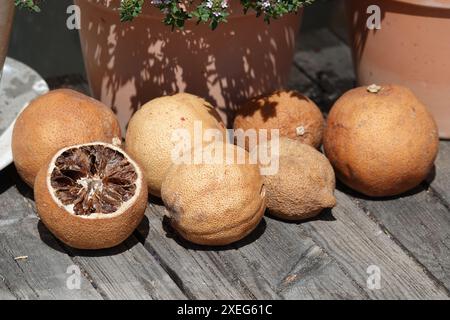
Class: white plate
0,57,49,171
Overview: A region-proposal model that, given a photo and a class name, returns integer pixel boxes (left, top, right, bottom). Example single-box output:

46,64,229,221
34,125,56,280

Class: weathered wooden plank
279,246,365,300
302,191,449,299
0,286,16,300
0,167,185,300
0,269,21,300
424,141,450,288
66,235,186,300
0,166,101,299
347,186,450,292
236,194,447,299
139,199,366,300
140,202,279,299
235,216,367,299
429,141,450,205
0,218,104,300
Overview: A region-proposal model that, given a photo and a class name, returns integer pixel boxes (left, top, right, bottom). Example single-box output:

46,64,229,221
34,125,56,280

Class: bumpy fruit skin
324,84,439,197
34,145,147,250
12,89,121,187
261,137,336,221
161,143,266,246
126,93,225,197
233,90,324,149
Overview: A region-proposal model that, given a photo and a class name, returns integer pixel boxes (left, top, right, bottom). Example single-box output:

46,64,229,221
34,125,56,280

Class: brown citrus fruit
34,142,147,250
233,90,324,149
126,93,225,197
12,89,121,187
256,137,336,221
324,84,439,197
161,142,266,246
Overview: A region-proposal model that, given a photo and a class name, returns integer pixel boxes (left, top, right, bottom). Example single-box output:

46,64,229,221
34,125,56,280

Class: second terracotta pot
0,0,14,80
75,0,302,130
348,0,450,138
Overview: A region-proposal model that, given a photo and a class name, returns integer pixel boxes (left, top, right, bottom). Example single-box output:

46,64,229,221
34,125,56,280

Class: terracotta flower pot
348,0,450,138
0,0,14,80
75,0,302,130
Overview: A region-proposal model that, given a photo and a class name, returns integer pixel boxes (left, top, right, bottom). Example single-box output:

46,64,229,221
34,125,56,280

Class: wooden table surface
1,28,450,300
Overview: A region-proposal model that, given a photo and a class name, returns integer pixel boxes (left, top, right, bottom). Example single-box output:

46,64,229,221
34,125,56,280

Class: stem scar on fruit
367,84,382,94
34,142,148,250
296,126,306,136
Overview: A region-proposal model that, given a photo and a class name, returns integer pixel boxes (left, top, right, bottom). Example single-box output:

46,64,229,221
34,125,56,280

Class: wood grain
0,168,101,299
430,142,450,205
139,201,364,299
301,192,448,299
66,235,186,300
235,216,366,299
349,188,450,292
139,203,279,299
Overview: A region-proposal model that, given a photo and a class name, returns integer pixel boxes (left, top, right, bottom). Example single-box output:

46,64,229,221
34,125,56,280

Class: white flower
260,0,271,9
151,0,171,5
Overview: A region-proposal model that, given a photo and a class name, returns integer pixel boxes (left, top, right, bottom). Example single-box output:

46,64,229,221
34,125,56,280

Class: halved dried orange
34,142,147,249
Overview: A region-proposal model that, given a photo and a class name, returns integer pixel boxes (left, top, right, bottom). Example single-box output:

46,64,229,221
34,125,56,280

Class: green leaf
210,20,218,30
15,0,41,12
119,0,144,22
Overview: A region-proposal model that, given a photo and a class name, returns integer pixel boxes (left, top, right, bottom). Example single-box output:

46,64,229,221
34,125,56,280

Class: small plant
120,0,315,30
14,0,41,12
15,0,314,30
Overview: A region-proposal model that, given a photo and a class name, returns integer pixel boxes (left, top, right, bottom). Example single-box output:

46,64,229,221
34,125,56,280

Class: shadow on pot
0,0,14,80
349,0,449,66
76,0,302,130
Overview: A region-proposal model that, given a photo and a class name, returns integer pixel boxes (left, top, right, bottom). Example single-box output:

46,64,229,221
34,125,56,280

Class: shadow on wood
0,164,34,201
265,207,337,225
161,215,267,252
37,215,150,257
0,164,16,196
